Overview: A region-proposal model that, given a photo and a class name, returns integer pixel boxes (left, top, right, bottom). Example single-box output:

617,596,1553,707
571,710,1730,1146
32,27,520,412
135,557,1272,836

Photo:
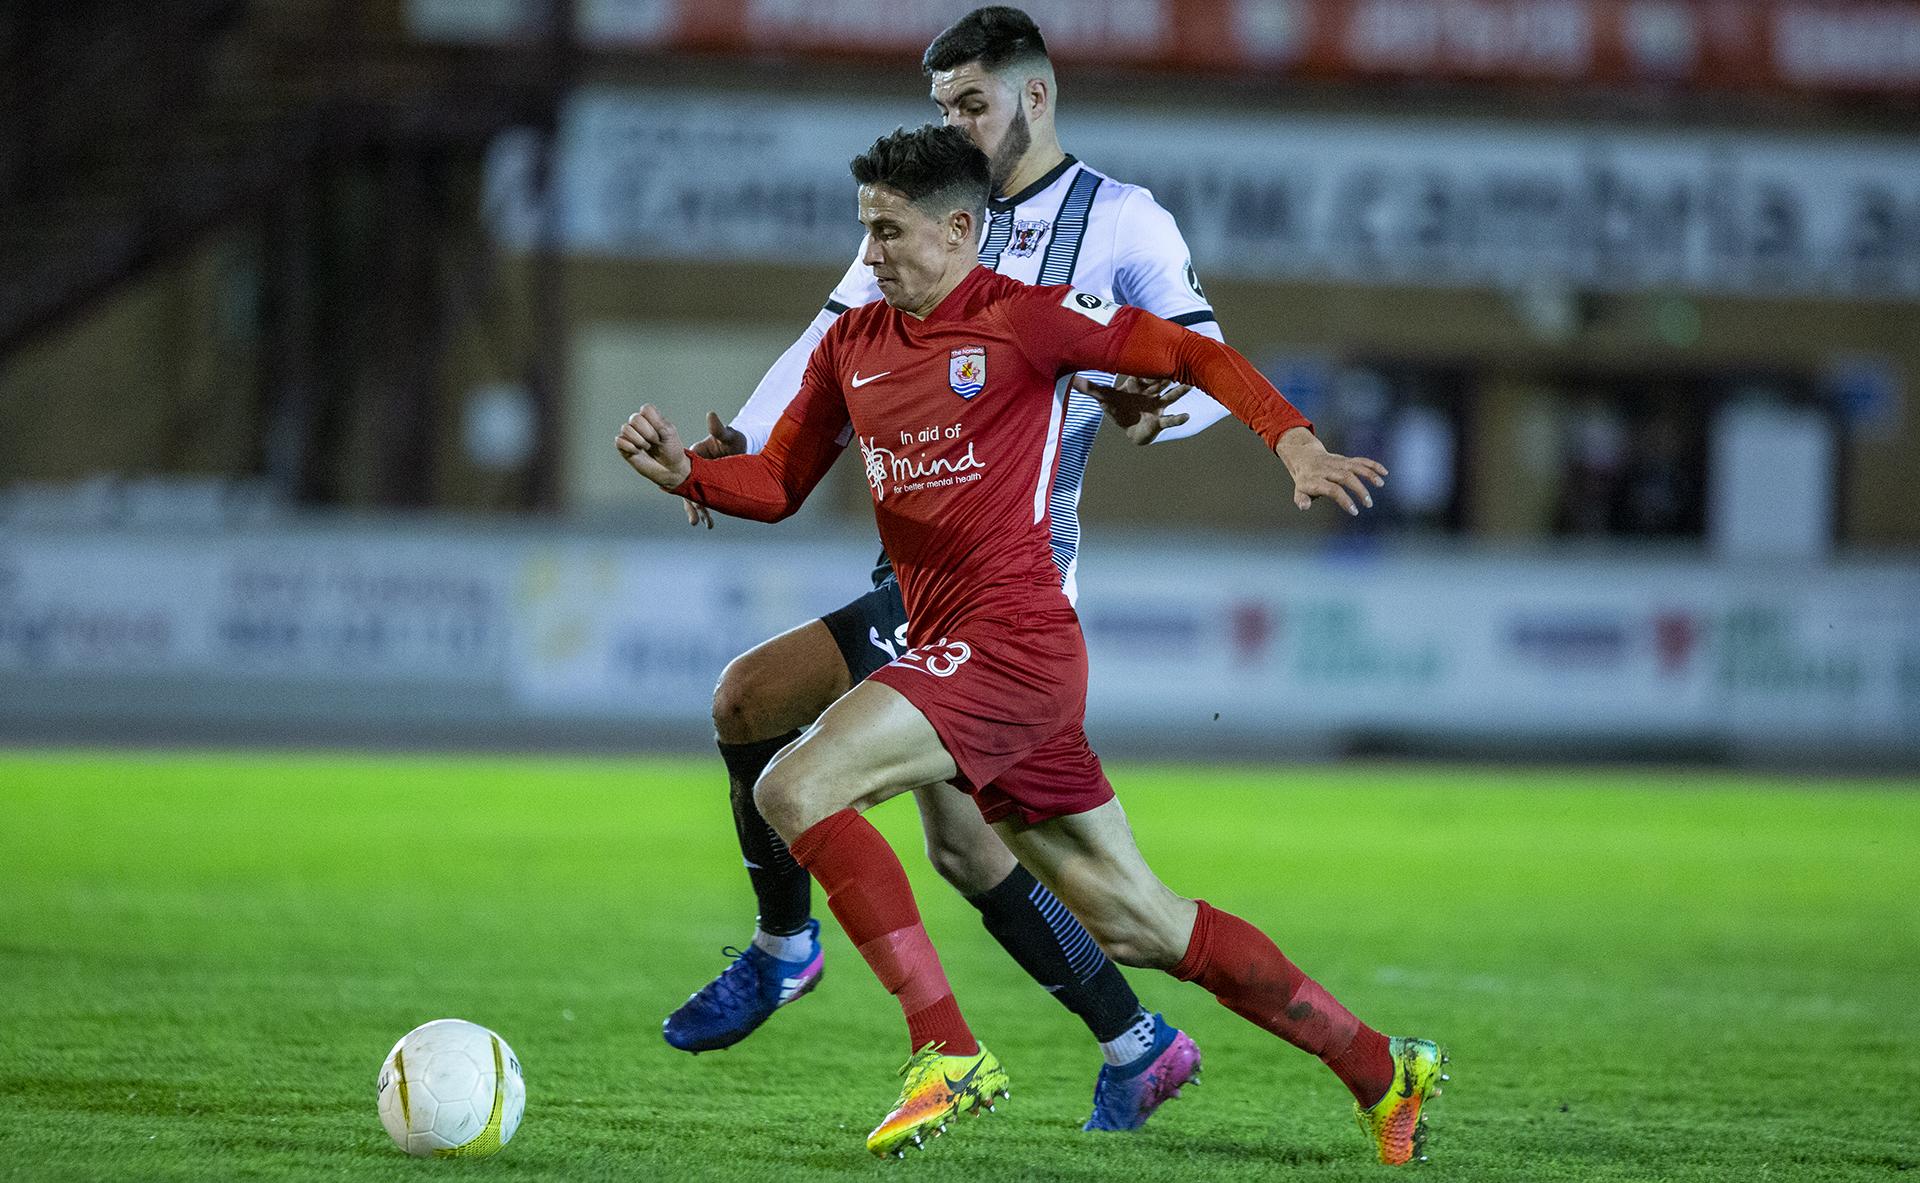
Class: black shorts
820,576,910,683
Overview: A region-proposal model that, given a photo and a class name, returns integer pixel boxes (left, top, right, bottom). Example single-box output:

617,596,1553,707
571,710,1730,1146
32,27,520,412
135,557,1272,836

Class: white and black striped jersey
729,155,1234,603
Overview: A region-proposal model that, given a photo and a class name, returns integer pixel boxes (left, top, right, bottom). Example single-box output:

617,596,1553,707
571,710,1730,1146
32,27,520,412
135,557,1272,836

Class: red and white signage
413,0,1920,93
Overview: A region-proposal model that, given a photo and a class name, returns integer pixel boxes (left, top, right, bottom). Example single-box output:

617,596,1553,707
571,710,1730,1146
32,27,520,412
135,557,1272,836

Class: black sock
717,730,811,937
968,864,1142,1042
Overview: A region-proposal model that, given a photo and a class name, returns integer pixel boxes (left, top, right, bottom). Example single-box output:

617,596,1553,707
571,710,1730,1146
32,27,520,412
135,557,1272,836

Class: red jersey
674,266,1309,645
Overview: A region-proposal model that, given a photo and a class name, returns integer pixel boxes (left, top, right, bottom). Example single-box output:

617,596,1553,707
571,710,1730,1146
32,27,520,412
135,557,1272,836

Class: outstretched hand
615,406,693,492
1072,373,1192,445
1275,426,1388,515
680,412,745,528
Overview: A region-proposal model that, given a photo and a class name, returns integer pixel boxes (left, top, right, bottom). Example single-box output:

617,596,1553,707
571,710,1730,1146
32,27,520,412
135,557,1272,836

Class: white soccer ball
377,1018,525,1158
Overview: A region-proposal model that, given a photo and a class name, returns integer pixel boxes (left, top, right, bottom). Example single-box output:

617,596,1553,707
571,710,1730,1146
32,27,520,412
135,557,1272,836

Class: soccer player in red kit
618,125,1445,1165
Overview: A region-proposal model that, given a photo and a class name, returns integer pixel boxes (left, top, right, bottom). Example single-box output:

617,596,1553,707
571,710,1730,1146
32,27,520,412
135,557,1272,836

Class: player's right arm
677,317,834,527
722,250,881,455
620,334,852,523
677,250,878,526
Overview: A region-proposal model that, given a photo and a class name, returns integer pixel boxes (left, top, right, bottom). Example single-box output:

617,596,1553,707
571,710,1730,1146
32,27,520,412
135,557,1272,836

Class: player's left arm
1116,312,1384,514
1035,292,1386,515
1101,189,1236,445
1070,371,1192,445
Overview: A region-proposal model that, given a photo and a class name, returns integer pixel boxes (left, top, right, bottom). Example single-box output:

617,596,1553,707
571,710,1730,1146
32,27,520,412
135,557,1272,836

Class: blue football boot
662,918,825,1053
1083,1013,1202,1131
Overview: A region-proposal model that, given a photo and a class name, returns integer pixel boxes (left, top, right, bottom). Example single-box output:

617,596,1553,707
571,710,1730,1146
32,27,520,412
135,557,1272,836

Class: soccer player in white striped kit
660,8,1366,1132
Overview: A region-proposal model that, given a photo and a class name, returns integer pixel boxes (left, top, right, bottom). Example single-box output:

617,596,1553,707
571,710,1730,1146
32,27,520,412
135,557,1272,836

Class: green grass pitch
2,751,1916,1182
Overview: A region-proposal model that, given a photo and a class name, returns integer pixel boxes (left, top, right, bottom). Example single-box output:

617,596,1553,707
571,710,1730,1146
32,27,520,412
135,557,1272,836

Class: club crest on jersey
1007,220,1049,257
949,346,986,399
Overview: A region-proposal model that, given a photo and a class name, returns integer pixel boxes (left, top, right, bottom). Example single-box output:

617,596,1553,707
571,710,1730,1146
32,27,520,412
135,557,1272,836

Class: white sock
752,925,815,963
1099,1010,1158,1067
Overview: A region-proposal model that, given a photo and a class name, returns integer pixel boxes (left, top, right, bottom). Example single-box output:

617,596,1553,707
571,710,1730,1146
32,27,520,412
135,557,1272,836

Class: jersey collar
989,155,1079,213
914,265,996,327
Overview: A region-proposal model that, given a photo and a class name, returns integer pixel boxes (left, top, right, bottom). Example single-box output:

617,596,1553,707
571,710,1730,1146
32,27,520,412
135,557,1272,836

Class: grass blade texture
1,752,1915,1181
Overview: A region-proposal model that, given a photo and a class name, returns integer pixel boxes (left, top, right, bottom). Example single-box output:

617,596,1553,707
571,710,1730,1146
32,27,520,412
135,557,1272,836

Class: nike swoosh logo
942,1061,983,1096
851,371,891,387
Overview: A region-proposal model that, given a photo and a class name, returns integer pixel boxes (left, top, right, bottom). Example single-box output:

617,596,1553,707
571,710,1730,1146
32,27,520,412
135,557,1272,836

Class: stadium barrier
2,524,1915,763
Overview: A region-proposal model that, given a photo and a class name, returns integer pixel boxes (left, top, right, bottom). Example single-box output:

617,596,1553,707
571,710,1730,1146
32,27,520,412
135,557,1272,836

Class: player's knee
1080,909,1186,972
1085,929,1153,969
924,834,1000,896
1089,933,1176,971
711,654,777,745
751,765,805,842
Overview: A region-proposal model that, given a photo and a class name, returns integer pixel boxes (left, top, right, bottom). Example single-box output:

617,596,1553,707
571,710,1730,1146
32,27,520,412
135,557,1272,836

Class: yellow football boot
865,1042,1009,1157
1354,1036,1447,1165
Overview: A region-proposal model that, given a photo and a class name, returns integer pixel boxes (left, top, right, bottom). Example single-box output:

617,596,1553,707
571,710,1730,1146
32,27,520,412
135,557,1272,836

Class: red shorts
867,607,1114,825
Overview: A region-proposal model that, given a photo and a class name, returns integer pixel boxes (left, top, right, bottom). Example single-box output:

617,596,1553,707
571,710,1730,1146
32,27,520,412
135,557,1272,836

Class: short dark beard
987,104,1031,196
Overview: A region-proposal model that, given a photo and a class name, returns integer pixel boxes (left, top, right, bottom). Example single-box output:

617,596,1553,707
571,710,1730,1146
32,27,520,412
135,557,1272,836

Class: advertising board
5,529,1914,754
487,91,1920,301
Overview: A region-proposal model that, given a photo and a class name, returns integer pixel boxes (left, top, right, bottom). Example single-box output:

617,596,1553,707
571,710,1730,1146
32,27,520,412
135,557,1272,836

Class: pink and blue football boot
662,918,825,1053
1082,1012,1202,1131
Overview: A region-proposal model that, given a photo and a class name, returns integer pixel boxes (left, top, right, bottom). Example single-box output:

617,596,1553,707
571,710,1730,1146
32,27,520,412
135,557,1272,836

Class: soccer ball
376,1019,525,1158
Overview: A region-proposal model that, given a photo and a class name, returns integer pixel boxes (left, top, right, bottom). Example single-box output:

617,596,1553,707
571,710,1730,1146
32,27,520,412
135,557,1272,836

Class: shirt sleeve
1105,188,1234,443
1019,286,1310,450
675,331,852,521
727,245,883,454
1109,189,1215,327
1150,317,1235,443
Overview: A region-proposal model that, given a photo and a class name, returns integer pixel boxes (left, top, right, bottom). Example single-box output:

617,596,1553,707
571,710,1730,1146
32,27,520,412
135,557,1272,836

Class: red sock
789,809,977,1056
1174,900,1394,1107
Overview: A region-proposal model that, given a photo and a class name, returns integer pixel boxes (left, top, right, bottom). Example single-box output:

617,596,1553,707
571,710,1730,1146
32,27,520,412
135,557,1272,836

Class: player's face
859,184,959,316
930,62,1027,191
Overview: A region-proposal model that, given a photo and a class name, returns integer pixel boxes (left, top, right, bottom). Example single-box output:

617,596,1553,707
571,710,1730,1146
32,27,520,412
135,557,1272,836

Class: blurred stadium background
3,0,1918,766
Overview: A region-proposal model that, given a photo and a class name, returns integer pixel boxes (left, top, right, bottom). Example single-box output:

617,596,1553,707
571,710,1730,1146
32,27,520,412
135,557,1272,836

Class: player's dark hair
850,124,991,224
922,6,1050,76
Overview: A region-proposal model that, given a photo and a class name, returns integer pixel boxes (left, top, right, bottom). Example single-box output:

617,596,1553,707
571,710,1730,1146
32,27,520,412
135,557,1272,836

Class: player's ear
948,208,973,246
1024,75,1049,120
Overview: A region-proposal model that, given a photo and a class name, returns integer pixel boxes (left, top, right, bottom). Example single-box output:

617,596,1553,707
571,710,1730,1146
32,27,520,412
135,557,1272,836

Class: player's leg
714,617,851,927
911,783,1016,894
817,578,1163,1068
911,783,1187,1130
994,793,1444,1165
710,578,909,939
916,787,1149,1035
715,618,849,930
757,679,1007,1156
660,616,851,1053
